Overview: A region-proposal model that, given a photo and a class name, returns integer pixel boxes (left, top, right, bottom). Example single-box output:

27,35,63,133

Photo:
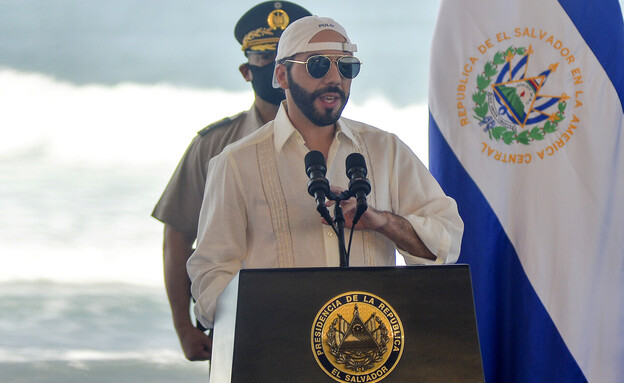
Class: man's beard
287,70,349,126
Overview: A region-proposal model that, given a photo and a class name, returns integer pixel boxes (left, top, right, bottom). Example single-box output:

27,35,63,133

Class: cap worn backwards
272,15,358,88
275,15,357,61
234,1,311,53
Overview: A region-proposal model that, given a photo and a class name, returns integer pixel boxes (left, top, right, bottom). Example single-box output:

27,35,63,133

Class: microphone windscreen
305,150,326,173
346,153,367,176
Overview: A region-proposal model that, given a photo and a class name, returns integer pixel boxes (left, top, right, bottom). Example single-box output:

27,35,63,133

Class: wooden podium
210,265,484,383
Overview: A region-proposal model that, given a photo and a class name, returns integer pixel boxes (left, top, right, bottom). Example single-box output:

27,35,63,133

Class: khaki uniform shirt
152,105,263,238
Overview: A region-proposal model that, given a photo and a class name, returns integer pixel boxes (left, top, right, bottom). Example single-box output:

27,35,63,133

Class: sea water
1,0,439,381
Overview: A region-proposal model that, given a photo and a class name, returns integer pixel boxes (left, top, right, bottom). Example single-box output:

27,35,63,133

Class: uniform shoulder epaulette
197,117,231,136
197,111,245,136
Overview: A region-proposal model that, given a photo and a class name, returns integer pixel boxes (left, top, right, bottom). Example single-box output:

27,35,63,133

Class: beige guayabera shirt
188,102,464,328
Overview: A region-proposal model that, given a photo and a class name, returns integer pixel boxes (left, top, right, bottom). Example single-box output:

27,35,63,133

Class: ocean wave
0,69,427,286
0,68,429,168
0,68,253,168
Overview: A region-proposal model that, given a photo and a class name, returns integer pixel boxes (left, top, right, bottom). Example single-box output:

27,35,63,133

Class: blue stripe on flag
429,114,587,383
558,0,624,109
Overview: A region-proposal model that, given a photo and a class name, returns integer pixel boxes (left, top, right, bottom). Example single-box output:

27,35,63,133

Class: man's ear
239,63,252,82
275,64,289,89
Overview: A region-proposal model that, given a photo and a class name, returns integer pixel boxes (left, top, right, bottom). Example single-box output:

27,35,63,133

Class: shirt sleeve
187,151,248,329
389,136,464,265
151,135,209,238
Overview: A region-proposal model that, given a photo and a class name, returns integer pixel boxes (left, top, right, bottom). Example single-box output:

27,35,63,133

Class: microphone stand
328,190,352,268
305,151,370,268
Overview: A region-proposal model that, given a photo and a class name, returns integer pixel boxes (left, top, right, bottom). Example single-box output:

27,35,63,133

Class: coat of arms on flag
474,45,568,146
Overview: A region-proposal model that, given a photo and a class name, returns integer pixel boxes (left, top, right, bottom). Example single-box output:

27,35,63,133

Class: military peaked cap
234,1,311,52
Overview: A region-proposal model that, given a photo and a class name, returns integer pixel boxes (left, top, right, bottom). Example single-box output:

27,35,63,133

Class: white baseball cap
272,15,357,88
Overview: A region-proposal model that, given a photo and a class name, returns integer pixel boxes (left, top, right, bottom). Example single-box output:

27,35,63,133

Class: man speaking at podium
187,16,464,330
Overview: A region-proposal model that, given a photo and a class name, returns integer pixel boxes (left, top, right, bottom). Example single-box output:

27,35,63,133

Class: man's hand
163,225,215,361
336,195,387,231
179,326,213,361
325,186,385,231
325,186,436,260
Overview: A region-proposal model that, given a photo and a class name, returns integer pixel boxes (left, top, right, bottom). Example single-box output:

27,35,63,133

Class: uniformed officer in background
152,1,312,361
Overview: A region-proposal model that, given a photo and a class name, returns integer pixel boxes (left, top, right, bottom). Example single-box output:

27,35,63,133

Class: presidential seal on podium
311,292,404,383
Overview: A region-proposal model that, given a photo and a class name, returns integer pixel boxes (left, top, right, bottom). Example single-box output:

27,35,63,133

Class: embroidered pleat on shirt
256,138,296,268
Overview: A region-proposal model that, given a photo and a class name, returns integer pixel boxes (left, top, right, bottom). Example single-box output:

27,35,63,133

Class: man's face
244,51,285,105
280,29,354,127
247,51,277,68
286,53,350,127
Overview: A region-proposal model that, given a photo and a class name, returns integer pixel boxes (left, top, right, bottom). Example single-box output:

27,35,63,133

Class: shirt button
328,231,333,237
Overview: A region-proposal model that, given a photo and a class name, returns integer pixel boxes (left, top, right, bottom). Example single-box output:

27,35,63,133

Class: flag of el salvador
428,0,624,382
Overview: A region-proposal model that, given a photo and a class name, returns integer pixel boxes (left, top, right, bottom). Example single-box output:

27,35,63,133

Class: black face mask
248,62,285,106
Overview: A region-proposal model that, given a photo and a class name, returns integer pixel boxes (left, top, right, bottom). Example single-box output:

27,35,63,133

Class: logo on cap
242,8,292,52
268,9,289,30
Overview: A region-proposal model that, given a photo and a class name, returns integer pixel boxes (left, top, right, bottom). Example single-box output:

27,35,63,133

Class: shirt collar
335,118,358,147
273,101,302,152
249,102,264,125
273,101,359,152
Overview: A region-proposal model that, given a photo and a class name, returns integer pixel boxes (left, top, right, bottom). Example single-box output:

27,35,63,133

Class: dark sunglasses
285,55,362,80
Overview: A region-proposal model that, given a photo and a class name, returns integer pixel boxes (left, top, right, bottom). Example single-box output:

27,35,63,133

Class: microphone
345,153,371,225
304,150,333,225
